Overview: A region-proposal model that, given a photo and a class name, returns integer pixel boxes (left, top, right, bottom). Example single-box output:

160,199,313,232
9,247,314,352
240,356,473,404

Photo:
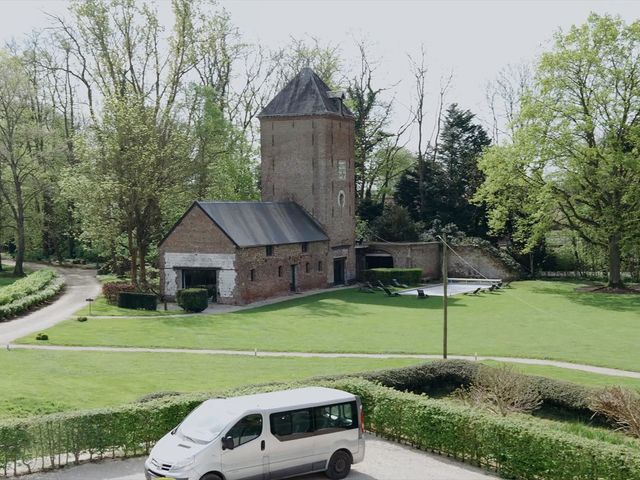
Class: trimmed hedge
117,292,157,311
364,268,422,285
0,270,56,306
0,272,63,321
332,379,640,480
177,288,208,313
102,282,136,305
1,379,638,479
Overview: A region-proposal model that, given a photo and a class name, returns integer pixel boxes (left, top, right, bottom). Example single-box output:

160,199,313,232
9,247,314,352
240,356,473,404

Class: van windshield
176,401,235,444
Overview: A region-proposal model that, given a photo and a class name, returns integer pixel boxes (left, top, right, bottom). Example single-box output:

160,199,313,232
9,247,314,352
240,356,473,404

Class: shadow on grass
530,282,640,312
231,288,479,319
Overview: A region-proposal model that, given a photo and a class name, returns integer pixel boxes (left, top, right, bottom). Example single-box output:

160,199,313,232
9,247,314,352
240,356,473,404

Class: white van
145,387,365,480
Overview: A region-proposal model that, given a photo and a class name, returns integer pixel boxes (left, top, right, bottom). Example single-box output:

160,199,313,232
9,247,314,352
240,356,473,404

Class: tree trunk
128,229,137,287
138,244,147,288
607,233,624,288
14,219,25,277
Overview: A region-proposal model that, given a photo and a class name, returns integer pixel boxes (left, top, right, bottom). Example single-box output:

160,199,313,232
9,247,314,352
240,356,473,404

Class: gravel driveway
21,435,497,480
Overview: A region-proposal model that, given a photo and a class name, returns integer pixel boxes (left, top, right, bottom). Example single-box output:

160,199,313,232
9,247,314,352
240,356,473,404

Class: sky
0,0,638,147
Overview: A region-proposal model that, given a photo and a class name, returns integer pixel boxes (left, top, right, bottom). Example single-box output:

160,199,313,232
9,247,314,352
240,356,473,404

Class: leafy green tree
476,14,640,288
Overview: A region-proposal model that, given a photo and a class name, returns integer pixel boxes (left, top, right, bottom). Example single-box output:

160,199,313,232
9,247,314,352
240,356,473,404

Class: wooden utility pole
442,233,448,359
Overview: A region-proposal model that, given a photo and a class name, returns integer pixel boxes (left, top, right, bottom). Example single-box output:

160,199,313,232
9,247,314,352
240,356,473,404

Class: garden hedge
0,270,63,321
1,379,638,479
177,288,208,312
0,270,56,306
354,360,594,421
102,282,136,305
363,268,422,285
117,292,157,311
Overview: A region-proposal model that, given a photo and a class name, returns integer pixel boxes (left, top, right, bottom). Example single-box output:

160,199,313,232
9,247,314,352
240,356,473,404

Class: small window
318,261,323,272
226,414,262,448
278,266,283,277
301,242,308,253
337,160,346,180
305,262,310,274
250,269,256,281
266,245,274,256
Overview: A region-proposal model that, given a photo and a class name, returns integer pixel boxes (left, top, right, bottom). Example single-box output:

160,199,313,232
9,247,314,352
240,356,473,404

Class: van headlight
171,456,194,470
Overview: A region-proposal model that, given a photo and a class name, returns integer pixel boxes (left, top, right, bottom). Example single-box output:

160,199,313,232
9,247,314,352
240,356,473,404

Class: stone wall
364,242,441,280
360,241,519,282
447,245,519,281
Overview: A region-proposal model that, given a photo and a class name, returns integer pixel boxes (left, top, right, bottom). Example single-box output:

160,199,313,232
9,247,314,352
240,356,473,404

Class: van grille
150,458,173,472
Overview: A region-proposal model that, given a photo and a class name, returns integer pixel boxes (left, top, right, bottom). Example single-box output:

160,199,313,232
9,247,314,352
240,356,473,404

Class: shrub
0,270,56,306
117,292,157,311
76,317,88,322
35,333,48,341
102,282,136,305
0,278,64,321
177,288,208,312
457,364,542,416
364,268,422,286
589,387,640,438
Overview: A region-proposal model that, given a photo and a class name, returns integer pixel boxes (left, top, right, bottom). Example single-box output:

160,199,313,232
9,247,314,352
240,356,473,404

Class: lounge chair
488,284,498,292
464,287,482,296
382,286,400,297
366,281,384,291
392,278,409,289
359,285,376,293
417,289,428,299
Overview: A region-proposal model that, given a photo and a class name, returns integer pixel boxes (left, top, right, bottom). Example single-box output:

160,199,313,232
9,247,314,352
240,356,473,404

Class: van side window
226,414,262,448
270,402,357,441
270,408,313,440
314,402,356,434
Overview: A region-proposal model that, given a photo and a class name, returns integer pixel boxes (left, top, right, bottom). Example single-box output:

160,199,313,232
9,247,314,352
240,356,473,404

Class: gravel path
0,262,100,345
10,343,640,379
19,435,498,480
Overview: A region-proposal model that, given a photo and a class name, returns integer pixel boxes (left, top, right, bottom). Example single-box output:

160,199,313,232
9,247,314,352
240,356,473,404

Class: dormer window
301,242,308,253
266,245,274,256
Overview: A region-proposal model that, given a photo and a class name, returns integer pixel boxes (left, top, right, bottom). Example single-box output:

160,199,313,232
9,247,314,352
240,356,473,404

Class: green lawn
19,280,640,371
0,265,32,287
0,349,422,418
74,296,179,317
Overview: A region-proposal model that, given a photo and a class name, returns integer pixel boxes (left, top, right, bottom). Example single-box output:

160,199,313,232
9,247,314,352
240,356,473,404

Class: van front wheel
325,450,351,479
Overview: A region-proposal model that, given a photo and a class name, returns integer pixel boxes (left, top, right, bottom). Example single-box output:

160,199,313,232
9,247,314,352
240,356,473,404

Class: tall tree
0,54,44,275
395,104,490,236
476,14,640,288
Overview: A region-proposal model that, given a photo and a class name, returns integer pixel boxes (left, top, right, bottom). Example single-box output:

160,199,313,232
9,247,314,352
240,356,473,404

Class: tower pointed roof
258,67,354,119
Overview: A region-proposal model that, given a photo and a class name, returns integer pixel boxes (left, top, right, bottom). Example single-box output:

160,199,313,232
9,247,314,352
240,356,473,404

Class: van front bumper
145,468,190,480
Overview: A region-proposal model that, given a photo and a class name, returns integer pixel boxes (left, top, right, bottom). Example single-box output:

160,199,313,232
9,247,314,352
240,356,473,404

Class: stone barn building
159,68,356,304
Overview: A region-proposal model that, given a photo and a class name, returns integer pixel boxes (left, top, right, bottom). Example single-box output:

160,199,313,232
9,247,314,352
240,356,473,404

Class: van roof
198,387,355,418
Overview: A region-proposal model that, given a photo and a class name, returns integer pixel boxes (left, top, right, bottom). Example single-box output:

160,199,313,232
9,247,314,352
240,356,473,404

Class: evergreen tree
395,104,491,236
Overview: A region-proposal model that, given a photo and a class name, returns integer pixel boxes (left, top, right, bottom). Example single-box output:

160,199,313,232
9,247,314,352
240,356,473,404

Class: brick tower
258,68,356,284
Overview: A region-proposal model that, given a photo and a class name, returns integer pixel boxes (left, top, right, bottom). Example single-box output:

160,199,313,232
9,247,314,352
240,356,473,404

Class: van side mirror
222,436,235,450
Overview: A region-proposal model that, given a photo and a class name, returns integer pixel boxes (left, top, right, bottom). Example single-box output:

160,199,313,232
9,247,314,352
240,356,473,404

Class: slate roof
196,201,328,248
258,67,354,118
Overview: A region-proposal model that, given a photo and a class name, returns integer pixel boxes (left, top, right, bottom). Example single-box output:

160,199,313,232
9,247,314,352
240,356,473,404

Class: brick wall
235,241,329,304
447,245,519,280
260,114,356,282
